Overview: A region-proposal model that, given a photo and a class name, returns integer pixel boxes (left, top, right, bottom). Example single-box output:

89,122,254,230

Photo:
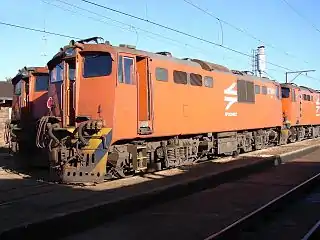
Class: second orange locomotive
36,37,320,183
6,66,49,165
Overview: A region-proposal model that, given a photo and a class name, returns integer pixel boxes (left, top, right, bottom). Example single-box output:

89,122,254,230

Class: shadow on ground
0,145,319,240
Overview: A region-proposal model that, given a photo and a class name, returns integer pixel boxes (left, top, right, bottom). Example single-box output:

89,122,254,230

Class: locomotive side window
190,73,202,86
307,95,311,101
303,94,307,100
254,85,260,94
204,76,213,88
117,56,135,84
261,86,267,95
237,80,255,103
25,81,30,95
68,62,76,81
118,56,123,83
83,53,112,78
276,86,280,99
155,67,168,81
173,70,187,84
35,75,49,92
50,63,63,83
14,80,22,95
237,80,246,102
291,89,296,102
124,57,134,84
281,87,290,98
246,81,255,102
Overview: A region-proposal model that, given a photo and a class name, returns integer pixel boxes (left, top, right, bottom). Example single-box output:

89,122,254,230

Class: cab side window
118,56,123,83
15,80,22,95
118,56,135,84
83,53,112,78
124,57,134,84
291,89,296,102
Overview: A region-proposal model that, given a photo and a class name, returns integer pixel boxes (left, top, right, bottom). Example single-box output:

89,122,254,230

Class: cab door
136,56,153,134
12,80,22,120
48,63,65,123
20,79,30,121
64,59,76,126
297,89,302,124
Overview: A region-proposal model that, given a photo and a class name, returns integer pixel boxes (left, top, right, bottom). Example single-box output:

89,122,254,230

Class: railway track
56,147,320,240
204,172,320,240
0,140,320,239
302,220,320,240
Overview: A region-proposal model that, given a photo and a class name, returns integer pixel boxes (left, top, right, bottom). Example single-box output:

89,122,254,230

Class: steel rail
203,172,320,240
301,219,320,240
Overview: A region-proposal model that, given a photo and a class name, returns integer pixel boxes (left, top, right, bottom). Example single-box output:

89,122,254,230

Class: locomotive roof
11,67,48,85
281,83,318,93
113,45,278,85
48,36,278,85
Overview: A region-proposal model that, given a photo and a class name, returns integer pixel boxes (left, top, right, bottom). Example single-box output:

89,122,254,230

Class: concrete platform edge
1,144,319,240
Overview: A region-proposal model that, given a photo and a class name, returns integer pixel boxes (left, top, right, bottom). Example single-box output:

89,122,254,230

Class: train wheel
111,158,135,178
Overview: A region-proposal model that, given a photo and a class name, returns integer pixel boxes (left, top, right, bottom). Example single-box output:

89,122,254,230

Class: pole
285,70,316,84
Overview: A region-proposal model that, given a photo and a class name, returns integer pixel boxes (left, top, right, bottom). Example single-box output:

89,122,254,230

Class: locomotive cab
6,67,49,156
39,36,154,183
39,37,118,182
281,83,320,142
280,83,299,127
46,37,115,128
11,67,49,122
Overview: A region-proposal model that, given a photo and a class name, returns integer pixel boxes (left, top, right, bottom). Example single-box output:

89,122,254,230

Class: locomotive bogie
105,127,291,179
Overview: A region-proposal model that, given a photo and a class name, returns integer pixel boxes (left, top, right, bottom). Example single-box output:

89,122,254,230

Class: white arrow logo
224,83,237,111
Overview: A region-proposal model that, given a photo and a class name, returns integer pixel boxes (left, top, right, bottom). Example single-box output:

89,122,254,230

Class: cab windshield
14,80,22,95
83,53,113,78
49,61,76,83
281,87,290,98
35,75,49,92
50,63,64,83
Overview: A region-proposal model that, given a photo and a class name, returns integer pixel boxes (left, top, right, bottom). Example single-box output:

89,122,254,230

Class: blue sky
1,0,320,89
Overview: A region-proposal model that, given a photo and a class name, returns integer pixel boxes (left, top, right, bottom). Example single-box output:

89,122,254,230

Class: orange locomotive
5,67,49,165
281,83,320,142
36,37,295,184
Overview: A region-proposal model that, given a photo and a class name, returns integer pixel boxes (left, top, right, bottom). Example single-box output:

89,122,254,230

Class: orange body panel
29,73,49,120
111,57,283,143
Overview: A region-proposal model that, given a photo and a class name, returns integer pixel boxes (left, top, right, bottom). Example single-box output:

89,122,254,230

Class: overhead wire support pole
285,70,316,83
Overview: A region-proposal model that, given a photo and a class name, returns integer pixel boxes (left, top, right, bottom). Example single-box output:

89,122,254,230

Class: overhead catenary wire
1,2,319,83
0,21,80,40
78,0,320,82
281,0,320,34
52,0,219,55
182,0,310,64
41,0,140,46
79,0,254,58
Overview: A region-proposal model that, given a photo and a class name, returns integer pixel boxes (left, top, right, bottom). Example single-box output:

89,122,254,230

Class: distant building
0,81,13,146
